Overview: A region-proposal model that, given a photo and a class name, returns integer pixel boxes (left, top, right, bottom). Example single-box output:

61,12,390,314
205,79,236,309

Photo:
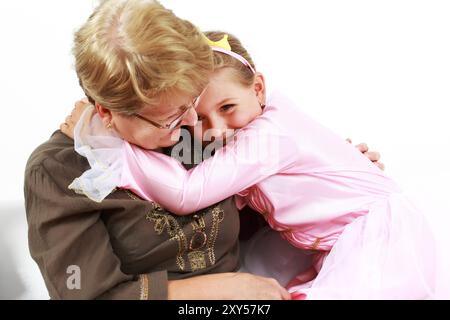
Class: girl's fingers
75,100,89,109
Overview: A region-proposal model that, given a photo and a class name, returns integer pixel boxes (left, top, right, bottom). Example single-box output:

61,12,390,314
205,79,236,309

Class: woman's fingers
270,279,292,300
375,161,386,171
261,277,292,300
364,151,385,170
355,143,369,153
281,287,292,300
354,143,386,171
365,151,381,162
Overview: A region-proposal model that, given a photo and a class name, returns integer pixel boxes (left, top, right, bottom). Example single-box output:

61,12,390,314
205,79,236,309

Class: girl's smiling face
193,67,266,145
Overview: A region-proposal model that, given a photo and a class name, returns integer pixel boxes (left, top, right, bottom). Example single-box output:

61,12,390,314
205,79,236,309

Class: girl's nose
207,117,228,141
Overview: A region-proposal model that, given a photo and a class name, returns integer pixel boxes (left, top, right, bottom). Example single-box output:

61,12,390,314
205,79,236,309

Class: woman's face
193,68,265,145
101,92,199,150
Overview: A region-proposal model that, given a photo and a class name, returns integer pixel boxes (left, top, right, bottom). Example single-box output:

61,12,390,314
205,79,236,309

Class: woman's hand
60,99,91,140
168,272,292,300
347,138,385,171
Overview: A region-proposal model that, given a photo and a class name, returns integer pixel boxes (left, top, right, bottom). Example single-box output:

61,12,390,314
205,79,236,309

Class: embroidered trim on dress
126,191,225,272
139,274,149,300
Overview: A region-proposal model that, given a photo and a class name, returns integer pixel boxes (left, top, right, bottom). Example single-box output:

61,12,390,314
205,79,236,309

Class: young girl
64,32,437,299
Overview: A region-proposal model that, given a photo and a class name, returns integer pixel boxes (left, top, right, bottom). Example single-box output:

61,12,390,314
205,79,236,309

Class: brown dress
24,131,244,300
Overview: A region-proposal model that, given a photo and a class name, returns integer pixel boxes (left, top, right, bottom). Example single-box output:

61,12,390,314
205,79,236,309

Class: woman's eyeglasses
134,92,204,131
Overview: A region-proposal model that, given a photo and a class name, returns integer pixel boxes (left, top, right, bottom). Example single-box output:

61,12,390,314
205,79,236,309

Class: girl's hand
347,138,385,171
60,99,91,140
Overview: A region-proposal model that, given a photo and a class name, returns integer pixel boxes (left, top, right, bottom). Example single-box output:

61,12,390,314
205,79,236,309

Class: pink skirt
286,193,437,299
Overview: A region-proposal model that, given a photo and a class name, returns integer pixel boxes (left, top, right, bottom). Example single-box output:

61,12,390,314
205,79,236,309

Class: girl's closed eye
220,104,236,113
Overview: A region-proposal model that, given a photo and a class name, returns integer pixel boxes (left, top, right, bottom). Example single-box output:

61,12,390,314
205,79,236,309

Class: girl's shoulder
262,90,307,130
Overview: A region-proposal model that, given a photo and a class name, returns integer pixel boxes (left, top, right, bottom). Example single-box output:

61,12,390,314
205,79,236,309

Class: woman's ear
95,103,113,127
254,72,267,106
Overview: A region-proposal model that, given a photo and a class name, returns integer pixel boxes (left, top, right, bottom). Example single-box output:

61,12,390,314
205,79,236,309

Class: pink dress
69,92,437,299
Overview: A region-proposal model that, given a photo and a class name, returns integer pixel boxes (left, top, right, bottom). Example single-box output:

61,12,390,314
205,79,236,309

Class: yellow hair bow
203,33,256,74
204,34,232,51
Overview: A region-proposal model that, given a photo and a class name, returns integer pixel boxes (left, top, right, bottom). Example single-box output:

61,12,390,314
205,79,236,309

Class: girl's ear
95,103,114,127
254,72,267,106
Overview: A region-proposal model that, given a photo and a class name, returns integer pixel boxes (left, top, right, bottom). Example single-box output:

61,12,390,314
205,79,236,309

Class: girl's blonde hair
74,0,213,115
204,31,256,87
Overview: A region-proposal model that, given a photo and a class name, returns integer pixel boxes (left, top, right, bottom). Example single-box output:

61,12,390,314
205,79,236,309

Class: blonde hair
203,31,256,87
74,0,213,115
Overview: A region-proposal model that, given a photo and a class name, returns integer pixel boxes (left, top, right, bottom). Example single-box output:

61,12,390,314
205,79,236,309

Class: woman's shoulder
26,130,81,175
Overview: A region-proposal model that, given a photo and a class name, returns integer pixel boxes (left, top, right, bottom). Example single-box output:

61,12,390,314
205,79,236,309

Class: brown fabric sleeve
24,164,168,300
147,271,169,300
97,271,168,300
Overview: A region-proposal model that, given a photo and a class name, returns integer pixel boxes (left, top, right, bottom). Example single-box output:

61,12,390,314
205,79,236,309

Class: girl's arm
61,100,384,212
60,101,297,208
121,118,299,215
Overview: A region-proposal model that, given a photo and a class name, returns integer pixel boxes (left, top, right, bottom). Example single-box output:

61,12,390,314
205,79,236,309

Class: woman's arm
25,149,167,300
168,273,291,300
25,161,289,300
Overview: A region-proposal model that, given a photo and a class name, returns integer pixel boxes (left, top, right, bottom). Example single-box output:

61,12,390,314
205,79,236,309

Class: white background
0,0,449,299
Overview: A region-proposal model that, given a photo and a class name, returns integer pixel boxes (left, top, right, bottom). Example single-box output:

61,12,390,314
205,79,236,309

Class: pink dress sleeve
120,109,299,215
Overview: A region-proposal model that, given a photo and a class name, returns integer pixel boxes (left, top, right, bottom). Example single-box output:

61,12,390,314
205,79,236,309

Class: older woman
24,0,382,300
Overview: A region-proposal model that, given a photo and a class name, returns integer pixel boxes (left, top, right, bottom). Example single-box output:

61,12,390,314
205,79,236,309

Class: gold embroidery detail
311,238,322,250
187,215,208,268
139,274,149,300
189,231,207,251
145,203,188,271
188,251,207,271
191,215,206,229
126,191,225,272
125,189,141,201
190,215,207,250
207,206,225,265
